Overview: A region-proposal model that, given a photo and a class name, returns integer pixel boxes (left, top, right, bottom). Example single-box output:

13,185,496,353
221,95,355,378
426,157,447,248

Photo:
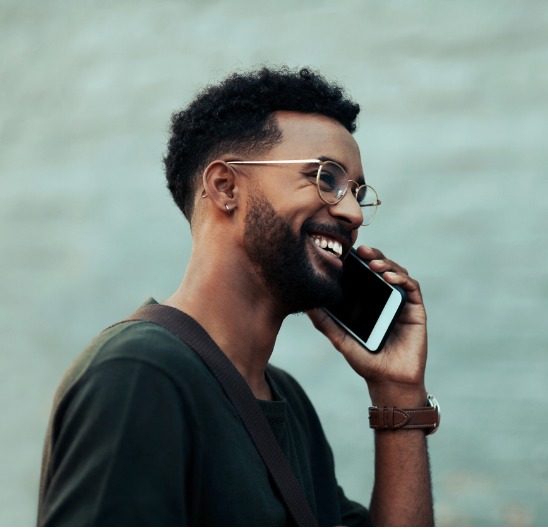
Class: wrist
367,381,427,408
368,393,440,436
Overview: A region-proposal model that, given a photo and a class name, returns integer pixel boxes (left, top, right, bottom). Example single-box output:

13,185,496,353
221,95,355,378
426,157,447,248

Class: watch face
427,394,440,435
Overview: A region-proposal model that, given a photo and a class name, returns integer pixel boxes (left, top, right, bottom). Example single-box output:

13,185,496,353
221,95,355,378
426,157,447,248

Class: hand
307,245,428,406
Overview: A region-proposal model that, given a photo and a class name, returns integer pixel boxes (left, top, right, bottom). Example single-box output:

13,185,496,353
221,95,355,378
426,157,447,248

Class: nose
327,190,363,229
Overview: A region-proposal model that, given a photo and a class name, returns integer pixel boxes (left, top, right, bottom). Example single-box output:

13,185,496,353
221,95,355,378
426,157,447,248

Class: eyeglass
227,158,381,226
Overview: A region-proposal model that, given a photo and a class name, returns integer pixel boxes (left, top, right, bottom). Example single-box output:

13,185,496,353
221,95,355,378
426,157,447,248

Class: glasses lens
317,161,348,204
358,185,379,226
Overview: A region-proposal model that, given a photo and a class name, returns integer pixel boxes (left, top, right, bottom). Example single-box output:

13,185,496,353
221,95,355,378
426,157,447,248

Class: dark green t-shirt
38,304,370,526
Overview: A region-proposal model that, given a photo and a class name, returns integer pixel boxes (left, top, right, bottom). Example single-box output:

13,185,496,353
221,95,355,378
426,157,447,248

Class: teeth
311,236,342,258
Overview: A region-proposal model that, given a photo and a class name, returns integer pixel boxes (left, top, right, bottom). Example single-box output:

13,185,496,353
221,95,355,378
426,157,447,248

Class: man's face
241,112,364,313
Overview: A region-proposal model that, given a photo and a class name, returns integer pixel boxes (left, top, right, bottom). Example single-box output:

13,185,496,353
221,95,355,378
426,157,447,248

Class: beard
243,191,344,314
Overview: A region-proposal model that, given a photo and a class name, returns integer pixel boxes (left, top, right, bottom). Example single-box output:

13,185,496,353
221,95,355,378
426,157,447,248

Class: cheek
276,192,325,227
280,209,319,238
247,178,325,233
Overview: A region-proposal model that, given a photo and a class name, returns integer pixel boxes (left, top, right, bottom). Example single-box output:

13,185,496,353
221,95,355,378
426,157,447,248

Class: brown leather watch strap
368,394,440,435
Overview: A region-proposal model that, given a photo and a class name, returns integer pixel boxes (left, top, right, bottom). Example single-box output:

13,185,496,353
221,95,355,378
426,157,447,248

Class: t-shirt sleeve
38,359,190,526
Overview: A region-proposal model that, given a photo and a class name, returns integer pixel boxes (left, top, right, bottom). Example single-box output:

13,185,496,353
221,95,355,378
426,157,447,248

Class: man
38,66,436,526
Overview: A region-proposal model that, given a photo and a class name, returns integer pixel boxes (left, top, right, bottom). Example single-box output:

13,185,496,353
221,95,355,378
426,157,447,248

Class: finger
356,245,385,261
369,258,409,276
357,246,409,275
383,271,423,304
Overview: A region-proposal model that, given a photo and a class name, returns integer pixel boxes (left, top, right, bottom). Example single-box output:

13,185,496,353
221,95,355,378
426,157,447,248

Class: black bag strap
122,303,318,527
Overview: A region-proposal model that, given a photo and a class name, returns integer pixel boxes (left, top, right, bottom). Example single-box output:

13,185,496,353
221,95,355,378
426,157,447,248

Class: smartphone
324,248,407,353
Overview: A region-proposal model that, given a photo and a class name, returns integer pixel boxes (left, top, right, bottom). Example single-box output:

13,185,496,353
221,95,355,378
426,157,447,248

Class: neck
164,247,286,400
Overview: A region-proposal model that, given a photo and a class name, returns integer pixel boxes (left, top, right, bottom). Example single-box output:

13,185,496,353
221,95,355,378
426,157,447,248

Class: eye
318,170,337,192
304,171,321,187
353,184,367,203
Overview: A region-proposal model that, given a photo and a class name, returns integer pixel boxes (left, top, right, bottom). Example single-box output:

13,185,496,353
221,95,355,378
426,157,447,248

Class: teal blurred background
1,1,547,525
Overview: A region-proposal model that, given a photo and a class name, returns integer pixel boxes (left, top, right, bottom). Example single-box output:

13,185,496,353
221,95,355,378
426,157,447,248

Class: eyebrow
317,155,366,185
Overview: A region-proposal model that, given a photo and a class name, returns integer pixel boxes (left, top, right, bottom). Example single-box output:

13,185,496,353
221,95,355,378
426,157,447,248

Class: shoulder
93,320,198,369
55,320,215,406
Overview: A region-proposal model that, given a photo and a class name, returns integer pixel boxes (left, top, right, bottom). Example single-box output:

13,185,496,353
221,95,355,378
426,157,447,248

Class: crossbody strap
122,303,318,527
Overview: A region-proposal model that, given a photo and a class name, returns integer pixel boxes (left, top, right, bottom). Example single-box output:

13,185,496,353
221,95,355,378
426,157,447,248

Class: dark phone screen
325,252,392,342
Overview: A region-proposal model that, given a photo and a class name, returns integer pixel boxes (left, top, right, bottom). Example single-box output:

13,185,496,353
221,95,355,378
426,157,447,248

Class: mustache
302,220,354,249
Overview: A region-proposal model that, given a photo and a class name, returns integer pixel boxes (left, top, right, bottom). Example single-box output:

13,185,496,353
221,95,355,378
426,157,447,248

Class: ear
202,160,239,214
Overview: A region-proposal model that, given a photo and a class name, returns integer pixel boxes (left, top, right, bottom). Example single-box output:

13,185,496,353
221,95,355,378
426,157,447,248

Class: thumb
306,308,348,351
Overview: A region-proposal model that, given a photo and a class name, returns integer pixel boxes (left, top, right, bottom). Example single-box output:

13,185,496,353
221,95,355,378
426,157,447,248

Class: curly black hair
164,66,360,222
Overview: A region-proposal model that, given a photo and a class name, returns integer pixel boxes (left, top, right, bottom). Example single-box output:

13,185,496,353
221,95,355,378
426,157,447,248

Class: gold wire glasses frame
227,159,381,226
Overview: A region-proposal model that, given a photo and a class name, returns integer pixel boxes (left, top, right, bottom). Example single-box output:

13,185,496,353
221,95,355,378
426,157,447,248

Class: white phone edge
364,287,404,351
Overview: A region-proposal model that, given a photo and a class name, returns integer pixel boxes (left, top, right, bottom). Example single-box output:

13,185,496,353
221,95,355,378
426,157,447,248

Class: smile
309,234,343,259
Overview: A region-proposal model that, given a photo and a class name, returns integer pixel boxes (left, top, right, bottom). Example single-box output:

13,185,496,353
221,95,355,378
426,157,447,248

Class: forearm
370,429,433,526
368,387,434,526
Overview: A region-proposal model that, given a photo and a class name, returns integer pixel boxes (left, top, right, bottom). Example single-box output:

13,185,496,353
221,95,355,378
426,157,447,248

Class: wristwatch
368,393,440,435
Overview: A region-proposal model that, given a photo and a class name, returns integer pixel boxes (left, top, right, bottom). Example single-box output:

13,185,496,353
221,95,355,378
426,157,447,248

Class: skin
165,111,433,526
